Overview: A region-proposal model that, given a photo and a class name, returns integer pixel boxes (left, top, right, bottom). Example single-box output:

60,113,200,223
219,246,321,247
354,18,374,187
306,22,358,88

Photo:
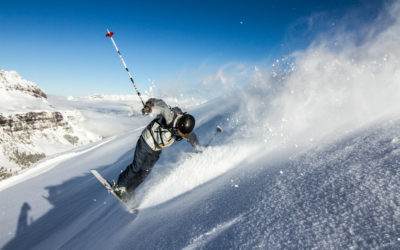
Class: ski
90,169,137,214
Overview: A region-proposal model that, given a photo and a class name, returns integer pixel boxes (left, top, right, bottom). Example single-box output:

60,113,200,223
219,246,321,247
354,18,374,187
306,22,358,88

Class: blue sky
0,0,386,97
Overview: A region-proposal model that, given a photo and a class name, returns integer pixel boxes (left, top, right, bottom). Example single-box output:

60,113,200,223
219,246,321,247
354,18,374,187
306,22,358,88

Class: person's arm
142,98,175,124
186,132,203,153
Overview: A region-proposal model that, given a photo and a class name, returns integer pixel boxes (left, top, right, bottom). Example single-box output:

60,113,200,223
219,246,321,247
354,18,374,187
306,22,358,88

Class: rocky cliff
0,70,101,180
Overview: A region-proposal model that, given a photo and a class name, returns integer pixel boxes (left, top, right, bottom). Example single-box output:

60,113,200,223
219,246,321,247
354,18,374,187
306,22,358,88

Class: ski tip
90,169,100,175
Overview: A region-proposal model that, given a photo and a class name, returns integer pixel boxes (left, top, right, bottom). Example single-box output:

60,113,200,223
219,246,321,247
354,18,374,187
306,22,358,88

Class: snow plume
202,63,252,95
217,1,400,151
139,2,400,209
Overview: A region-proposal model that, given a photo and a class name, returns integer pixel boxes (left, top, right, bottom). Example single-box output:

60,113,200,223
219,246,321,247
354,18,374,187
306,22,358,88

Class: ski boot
111,181,127,200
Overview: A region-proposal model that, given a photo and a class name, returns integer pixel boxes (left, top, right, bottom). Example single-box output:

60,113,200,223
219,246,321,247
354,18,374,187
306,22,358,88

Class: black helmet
177,114,195,134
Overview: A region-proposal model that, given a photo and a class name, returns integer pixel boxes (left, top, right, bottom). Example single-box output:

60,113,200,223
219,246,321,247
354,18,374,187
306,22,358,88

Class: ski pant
117,135,161,193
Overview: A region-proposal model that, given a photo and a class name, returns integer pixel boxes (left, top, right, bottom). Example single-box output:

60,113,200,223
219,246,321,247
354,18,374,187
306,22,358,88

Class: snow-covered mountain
0,70,101,179
0,70,49,113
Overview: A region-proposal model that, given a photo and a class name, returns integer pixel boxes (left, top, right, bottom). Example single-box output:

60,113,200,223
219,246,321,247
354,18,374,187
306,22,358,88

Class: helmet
177,114,195,134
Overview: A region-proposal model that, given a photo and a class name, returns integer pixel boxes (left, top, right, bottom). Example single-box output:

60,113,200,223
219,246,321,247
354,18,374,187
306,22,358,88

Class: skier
113,98,202,200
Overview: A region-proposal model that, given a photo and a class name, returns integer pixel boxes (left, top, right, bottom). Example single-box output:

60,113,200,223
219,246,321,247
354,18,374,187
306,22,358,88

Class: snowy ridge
0,70,49,114
0,70,102,176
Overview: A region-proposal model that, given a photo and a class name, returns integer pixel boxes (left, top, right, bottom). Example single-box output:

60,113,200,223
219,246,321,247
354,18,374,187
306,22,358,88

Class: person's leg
125,146,161,193
125,168,151,193
116,137,145,188
117,136,161,192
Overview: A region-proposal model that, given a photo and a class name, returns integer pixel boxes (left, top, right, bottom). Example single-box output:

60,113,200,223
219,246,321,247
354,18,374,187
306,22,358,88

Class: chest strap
147,119,162,150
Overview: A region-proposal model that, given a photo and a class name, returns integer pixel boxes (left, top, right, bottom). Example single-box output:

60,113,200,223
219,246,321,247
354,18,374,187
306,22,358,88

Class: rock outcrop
0,70,101,180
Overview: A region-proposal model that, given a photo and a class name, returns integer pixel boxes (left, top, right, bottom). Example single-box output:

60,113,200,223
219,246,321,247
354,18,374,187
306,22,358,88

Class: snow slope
0,97,399,249
1,2,400,249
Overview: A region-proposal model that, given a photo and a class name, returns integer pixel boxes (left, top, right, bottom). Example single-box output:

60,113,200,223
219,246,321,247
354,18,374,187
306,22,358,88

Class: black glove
141,105,152,116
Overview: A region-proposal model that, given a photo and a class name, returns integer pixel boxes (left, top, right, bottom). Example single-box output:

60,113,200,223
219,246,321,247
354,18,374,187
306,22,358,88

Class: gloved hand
141,104,152,116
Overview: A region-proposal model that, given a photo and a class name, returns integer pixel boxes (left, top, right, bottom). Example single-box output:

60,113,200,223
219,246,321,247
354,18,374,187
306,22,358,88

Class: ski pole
205,126,223,147
106,29,145,107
